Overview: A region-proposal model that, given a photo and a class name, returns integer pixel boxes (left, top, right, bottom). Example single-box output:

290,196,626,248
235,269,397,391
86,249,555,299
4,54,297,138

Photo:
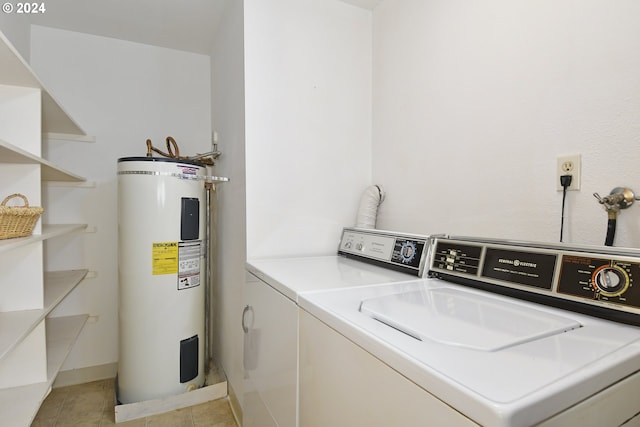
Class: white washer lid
360,288,581,351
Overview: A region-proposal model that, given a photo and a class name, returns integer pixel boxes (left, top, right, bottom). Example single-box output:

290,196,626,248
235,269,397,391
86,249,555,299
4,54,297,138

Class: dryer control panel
430,237,640,325
338,228,432,277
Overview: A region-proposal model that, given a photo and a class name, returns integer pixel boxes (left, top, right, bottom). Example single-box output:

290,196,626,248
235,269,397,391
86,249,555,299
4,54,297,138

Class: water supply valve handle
594,187,637,212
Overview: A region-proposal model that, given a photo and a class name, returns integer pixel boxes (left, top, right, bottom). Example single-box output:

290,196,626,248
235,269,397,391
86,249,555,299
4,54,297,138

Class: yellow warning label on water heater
152,242,178,275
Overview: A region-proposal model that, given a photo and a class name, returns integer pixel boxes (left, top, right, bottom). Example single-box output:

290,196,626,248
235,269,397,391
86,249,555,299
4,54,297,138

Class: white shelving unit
0,138,86,182
0,29,91,426
0,270,88,360
0,224,88,253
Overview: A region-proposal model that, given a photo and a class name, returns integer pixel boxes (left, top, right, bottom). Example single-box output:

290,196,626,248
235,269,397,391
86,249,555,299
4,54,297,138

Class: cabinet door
243,272,298,427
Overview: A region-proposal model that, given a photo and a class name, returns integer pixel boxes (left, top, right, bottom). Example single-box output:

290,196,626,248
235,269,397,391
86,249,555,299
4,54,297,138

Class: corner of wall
0,16,30,60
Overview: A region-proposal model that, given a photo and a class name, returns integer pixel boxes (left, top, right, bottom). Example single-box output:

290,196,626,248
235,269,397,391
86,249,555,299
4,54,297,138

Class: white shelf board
0,314,88,427
0,138,86,182
44,181,97,188
0,224,87,253
0,31,86,137
0,269,88,362
43,132,95,143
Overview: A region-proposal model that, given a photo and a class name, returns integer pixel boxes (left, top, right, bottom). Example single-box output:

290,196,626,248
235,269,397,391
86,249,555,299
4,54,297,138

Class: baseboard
53,362,118,388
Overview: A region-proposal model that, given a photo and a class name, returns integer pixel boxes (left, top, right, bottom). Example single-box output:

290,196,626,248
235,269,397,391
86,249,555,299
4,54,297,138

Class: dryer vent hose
355,185,385,229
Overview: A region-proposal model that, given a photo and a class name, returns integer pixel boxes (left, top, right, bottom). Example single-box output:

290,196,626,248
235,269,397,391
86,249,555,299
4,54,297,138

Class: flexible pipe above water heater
356,185,385,229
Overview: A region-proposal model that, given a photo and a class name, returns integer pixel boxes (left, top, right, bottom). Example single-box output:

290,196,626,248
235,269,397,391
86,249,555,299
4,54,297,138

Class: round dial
592,264,630,297
399,242,417,264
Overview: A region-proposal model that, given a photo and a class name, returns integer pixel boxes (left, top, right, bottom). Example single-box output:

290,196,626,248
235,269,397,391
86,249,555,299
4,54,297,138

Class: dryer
242,227,433,427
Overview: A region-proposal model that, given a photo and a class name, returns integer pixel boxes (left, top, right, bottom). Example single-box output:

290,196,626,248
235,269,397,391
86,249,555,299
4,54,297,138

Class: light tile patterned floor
31,378,238,427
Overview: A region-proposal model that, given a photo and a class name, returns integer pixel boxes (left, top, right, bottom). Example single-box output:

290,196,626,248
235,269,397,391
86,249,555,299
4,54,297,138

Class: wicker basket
0,193,44,239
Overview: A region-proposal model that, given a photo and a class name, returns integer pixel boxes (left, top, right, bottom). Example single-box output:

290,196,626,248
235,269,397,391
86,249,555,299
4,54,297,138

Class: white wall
0,15,30,58
209,0,246,414
372,0,640,248
244,0,373,259
206,0,374,415
30,26,212,372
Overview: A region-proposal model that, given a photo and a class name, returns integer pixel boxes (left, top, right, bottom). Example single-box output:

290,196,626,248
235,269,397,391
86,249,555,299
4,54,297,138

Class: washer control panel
430,237,640,324
338,227,431,277
557,256,640,307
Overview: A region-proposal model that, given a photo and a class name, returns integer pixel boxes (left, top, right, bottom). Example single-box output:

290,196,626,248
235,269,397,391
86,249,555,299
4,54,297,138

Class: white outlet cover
557,154,581,191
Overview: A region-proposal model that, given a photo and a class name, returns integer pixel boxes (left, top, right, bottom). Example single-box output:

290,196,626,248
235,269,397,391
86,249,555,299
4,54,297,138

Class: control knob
399,241,417,264
592,264,630,297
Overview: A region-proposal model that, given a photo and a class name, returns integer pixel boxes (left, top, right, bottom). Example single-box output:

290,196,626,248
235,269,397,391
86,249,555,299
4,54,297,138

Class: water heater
117,157,206,404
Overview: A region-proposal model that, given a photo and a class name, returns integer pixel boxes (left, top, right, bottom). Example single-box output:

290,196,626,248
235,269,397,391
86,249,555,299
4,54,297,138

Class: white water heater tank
117,157,206,404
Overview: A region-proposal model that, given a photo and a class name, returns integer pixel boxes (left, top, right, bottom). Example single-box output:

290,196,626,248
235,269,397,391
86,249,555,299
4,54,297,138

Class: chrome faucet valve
594,187,637,212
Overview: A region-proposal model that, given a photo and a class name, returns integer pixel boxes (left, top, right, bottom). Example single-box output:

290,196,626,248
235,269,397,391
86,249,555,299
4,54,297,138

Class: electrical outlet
557,154,581,191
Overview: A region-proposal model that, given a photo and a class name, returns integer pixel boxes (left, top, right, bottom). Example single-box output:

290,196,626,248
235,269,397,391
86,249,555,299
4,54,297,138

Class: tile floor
31,378,238,427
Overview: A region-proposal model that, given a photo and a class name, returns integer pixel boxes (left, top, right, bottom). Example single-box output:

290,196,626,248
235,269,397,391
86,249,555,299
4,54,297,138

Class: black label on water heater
180,335,199,383
181,198,199,240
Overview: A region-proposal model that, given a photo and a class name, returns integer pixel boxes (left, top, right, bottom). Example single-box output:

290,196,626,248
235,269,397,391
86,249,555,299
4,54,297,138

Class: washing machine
299,236,640,426
242,227,434,427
